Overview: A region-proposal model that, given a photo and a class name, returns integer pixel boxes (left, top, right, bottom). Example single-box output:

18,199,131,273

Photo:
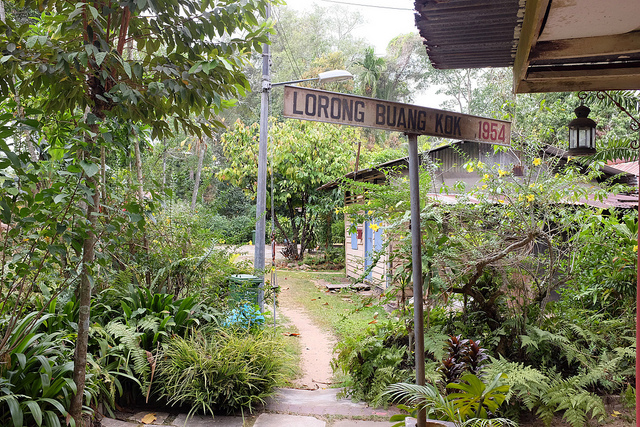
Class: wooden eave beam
518,69,640,93
513,0,551,93
530,31,640,61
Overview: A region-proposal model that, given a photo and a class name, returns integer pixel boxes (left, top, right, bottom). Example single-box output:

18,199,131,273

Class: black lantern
568,104,597,156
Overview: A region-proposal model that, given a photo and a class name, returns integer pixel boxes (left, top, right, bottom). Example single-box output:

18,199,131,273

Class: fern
485,357,609,427
105,321,151,390
485,358,549,411
538,373,606,427
137,315,160,334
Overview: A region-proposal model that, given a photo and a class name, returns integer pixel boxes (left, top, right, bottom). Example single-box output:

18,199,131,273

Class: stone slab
266,388,400,417
171,414,249,426
254,414,325,427
403,418,455,427
130,411,170,425
331,420,396,426
101,418,138,427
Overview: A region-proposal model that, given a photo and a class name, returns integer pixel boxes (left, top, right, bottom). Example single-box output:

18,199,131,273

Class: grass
277,271,387,342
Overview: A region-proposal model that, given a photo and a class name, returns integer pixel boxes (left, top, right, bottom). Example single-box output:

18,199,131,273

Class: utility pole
255,3,271,311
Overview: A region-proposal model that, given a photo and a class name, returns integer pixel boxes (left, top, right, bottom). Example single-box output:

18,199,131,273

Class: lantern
568,104,597,156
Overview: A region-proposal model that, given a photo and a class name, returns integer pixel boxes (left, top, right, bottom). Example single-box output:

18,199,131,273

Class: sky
282,0,417,56
278,0,444,108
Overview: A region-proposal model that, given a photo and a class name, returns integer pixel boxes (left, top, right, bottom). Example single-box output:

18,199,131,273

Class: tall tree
355,47,385,98
218,119,362,259
0,0,273,423
191,137,206,211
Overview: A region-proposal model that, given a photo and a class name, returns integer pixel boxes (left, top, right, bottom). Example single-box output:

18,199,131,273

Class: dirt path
277,275,336,390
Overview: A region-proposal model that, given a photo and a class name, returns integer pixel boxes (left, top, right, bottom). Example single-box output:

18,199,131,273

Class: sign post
283,85,512,427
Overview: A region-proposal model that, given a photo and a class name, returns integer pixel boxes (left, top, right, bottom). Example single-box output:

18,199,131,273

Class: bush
206,214,255,245
155,328,288,417
0,313,78,427
333,319,414,406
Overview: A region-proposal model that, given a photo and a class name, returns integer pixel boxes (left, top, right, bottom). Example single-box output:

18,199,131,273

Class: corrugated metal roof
414,0,524,69
607,161,639,176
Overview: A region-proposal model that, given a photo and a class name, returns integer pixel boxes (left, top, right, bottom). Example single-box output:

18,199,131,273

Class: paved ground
100,388,454,427
231,244,289,265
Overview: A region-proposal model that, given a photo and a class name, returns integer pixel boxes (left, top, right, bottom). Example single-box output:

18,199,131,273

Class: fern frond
137,316,160,334
105,321,151,389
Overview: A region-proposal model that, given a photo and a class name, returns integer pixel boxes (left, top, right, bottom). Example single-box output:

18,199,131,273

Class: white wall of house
344,215,390,288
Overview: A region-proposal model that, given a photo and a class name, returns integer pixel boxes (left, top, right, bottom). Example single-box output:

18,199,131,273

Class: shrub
155,328,288,417
332,319,414,406
206,213,255,245
0,313,79,427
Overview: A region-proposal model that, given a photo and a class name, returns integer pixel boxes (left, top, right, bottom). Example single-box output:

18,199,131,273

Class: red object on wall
357,228,363,239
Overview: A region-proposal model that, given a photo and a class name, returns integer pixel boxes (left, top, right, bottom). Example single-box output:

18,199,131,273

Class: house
321,140,637,289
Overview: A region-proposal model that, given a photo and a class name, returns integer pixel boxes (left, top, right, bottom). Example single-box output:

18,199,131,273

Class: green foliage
447,373,510,419
565,211,637,314
206,214,255,245
155,328,289,417
0,313,79,427
486,358,610,427
218,119,361,259
385,373,515,427
1,0,274,139
88,283,221,402
332,319,414,406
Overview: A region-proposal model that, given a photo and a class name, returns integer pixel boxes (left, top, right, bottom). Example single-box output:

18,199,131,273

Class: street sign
283,86,511,145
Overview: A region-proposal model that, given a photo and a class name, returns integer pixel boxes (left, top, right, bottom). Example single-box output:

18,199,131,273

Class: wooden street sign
283,86,511,145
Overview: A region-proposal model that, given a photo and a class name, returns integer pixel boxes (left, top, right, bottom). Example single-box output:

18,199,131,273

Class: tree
355,47,385,98
218,119,362,259
0,0,272,423
377,33,431,103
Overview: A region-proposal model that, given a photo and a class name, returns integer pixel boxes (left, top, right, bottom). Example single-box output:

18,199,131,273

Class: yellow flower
369,223,380,232
498,169,508,177
335,207,341,214
526,194,535,203
481,184,488,189
532,158,542,166
518,195,524,202
568,156,574,162
498,199,505,204
368,210,374,215
483,174,490,180
634,245,638,252
555,173,559,178
476,161,485,169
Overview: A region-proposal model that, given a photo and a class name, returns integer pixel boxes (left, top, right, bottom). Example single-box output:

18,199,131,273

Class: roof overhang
414,0,640,93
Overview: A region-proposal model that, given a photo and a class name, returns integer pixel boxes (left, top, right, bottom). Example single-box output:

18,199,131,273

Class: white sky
280,0,444,107
282,0,416,55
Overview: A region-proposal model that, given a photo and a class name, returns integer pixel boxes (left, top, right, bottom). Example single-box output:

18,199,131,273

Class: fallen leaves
141,413,157,424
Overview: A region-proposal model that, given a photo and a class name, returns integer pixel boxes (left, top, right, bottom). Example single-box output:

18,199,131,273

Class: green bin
252,230,256,243
228,274,262,305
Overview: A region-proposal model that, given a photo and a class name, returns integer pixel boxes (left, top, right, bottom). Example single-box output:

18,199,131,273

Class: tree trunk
69,126,101,425
191,138,205,211
162,150,167,191
133,136,144,204
133,136,151,286
101,145,106,200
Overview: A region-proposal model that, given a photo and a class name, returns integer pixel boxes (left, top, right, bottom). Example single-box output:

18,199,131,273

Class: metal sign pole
407,133,426,427
255,3,271,312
